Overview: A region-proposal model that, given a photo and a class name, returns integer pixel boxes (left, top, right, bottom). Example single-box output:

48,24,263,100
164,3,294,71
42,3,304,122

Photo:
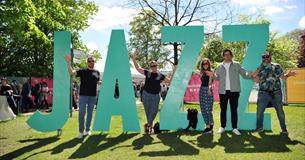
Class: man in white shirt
210,49,253,135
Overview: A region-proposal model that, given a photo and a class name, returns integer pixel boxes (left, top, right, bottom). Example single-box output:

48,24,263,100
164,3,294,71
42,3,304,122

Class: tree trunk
173,42,178,65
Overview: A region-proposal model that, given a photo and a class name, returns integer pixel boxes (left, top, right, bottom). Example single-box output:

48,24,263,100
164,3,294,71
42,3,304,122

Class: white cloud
299,16,305,28
88,5,138,31
232,0,296,16
247,5,296,16
264,6,284,15
284,5,297,9
85,42,99,52
249,7,258,14
231,0,271,6
231,0,290,6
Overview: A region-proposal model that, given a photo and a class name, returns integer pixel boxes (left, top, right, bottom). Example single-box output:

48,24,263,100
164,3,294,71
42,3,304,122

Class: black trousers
6,95,17,115
219,90,240,129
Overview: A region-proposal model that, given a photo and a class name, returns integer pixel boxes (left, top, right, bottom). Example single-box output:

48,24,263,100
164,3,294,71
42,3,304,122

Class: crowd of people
0,78,50,115
130,49,297,136
202,50,296,135
1,49,296,138
132,80,169,102
62,49,297,138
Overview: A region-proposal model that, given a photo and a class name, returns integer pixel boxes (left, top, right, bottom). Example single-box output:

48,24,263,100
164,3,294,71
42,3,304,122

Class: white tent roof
99,67,145,79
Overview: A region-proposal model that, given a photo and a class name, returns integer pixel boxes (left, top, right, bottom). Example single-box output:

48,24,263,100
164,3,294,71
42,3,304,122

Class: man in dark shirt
21,79,32,113
33,80,41,109
65,55,100,139
11,80,19,95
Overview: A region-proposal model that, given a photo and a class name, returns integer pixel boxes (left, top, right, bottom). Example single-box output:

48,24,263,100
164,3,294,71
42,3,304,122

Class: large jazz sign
27,24,270,132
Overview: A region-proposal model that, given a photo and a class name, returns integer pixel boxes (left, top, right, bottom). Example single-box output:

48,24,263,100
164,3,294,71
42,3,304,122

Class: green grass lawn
0,102,305,160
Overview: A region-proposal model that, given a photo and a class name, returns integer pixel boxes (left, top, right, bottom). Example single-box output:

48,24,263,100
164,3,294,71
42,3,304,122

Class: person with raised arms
131,54,176,134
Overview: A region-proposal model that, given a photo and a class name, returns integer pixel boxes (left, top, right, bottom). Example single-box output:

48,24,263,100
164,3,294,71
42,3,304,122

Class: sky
80,0,305,72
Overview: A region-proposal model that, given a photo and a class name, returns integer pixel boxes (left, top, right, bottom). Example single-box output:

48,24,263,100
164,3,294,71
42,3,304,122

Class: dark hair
200,58,212,75
222,49,233,57
87,56,95,62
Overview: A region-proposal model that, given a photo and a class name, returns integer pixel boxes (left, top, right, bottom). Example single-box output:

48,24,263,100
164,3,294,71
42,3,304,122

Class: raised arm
64,55,76,76
164,65,177,84
130,54,145,75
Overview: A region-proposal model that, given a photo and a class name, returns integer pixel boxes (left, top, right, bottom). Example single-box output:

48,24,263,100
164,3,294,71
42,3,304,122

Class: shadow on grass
107,134,157,151
217,131,305,153
1,130,304,159
195,133,217,148
131,134,154,150
138,130,201,157
0,136,60,160
16,137,85,160
137,130,305,157
69,132,138,159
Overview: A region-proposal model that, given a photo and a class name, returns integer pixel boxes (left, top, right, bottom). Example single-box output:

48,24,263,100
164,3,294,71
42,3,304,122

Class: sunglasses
262,55,270,59
88,60,95,63
150,65,157,68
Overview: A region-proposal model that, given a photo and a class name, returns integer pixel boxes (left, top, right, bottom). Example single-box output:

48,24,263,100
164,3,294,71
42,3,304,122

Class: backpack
185,108,198,130
153,122,161,134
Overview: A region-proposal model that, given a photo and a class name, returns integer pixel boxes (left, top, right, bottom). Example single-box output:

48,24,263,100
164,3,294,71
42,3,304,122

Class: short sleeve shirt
257,63,283,91
76,69,100,96
143,70,166,94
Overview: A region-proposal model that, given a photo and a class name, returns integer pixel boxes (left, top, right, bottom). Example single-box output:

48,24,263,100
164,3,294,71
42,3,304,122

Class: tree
267,32,298,68
198,35,246,69
286,29,305,68
128,10,171,69
0,0,100,77
298,32,305,68
199,13,299,70
128,0,235,65
76,50,101,69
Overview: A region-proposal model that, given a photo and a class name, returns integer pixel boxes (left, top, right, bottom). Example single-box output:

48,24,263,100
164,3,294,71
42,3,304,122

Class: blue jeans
78,96,96,133
142,90,160,125
256,90,286,130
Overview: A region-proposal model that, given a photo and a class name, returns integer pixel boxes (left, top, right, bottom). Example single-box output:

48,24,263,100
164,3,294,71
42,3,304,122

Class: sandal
148,125,154,135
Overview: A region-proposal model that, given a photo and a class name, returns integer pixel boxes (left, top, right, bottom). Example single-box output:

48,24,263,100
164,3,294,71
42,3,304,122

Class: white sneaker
77,132,84,139
84,131,91,136
232,129,241,135
217,127,225,134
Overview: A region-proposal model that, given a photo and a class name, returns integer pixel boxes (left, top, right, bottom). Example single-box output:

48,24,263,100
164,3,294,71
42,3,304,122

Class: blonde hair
149,60,158,66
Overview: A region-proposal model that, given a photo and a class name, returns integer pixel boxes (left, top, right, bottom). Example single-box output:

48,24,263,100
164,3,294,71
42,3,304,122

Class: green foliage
199,36,246,69
198,14,299,70
75,50,102,69
0,0,99,77
267,32,299,68
128,10,171,69
284,29,305,68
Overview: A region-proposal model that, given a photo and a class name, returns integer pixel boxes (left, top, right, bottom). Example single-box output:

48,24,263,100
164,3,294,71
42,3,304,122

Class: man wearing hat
253,51,296,134
64,55,100,139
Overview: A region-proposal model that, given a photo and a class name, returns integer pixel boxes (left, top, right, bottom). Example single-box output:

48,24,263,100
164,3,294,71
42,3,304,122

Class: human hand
64,55,71,63
205,71,214,77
